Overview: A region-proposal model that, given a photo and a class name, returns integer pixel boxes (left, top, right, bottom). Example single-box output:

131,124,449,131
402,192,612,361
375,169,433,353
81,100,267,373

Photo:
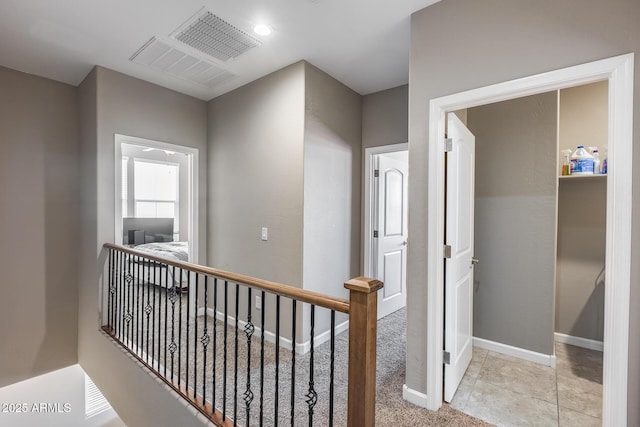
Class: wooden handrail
103,243,350,314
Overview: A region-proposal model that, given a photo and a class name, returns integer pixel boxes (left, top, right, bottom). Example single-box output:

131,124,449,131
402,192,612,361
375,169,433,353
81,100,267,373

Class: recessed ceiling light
253,24,271,36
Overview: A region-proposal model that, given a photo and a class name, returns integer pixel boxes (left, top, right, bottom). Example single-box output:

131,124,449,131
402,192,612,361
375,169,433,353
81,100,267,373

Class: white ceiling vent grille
130,37,236,88
172,10,261,61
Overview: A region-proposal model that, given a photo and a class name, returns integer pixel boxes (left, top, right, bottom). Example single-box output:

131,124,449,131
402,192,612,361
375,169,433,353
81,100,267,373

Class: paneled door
444,113,476,402
375,153,408,319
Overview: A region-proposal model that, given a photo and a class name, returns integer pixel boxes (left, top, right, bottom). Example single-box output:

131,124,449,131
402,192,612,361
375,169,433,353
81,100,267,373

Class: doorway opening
114,134,200,264
364,143,409,319
425,54,633,426
444,82,608,424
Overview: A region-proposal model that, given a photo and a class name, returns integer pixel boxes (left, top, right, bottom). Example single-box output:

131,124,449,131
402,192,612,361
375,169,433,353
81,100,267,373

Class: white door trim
363,143,409,280
114,134,200,264
425,53,634,427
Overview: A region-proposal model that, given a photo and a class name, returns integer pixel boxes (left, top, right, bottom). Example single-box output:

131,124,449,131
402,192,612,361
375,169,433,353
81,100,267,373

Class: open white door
443,113,476,402
375,153,408,319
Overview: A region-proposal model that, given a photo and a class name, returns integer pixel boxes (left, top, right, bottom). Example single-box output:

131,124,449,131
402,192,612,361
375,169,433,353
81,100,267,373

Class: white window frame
132,157,180,239
114,134,199,264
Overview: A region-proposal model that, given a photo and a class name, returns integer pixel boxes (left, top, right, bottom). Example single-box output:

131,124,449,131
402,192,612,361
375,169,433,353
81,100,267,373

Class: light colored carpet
116,285,493,426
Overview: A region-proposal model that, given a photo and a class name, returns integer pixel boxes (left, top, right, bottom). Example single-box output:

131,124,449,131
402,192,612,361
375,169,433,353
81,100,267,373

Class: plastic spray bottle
601,145,608,174
590,147,601,175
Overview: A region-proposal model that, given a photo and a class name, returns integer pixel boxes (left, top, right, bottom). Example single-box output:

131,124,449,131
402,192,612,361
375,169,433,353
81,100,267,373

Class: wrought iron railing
102,243,382,426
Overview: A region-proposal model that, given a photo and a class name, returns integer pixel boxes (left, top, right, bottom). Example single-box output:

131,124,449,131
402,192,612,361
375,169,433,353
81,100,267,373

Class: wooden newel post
345,276,383,427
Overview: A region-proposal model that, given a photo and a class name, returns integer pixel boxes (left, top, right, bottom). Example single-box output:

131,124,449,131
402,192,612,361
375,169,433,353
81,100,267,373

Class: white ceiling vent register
130,37,236,88
172,9,261,61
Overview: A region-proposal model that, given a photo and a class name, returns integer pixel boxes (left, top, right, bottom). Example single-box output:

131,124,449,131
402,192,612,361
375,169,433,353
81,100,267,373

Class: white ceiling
0,0,440,100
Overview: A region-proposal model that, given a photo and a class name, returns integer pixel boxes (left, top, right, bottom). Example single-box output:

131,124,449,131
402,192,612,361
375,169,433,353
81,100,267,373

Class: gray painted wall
468,92,558,355
78,66,208,426
303,62,362,339
408,1,640,422
207,62,305,342
361,85,408,272
207,61,362,343
556,178,606,341
556,82,608,342
0,66,79,386
362,85,408,149
207,62,305,286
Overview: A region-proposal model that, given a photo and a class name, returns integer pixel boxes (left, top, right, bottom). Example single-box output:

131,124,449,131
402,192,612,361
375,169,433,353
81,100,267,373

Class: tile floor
450,343,603,427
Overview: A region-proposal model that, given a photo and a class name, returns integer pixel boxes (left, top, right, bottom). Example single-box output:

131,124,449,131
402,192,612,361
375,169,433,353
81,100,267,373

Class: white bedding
126,241,190,290
133,241,188,263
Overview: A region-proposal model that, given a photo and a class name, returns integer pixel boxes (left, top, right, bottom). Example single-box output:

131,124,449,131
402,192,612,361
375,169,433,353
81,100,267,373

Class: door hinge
374,169,379,178
373,230,379,238
444,244,452,259
443,350,451,365
445,138,453,152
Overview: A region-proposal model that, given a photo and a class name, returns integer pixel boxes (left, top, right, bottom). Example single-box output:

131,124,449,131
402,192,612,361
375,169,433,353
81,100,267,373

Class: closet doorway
425,54,633,426
445,81,607,425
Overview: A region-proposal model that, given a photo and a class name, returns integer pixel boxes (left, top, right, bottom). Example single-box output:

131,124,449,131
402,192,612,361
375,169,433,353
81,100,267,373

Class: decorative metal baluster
115,250,120,334
243,287,254,425
329,310,335,427
163,266,170,375
150,257,156,367
178,268,184,387
156,261,161,372
305,305,317,426
122,253,126,339
275,295,280,427
201,276,209,405
223,281,228,420
144,260,152,364
291,300,297,427
212,278,218,414
192,273,197,399
184,272,192,393
259,290,265,427
107,250,114,331
136,256,141,354
125,256,133,344
118,251,124,339
131,259,136,344
169,280,178,383
117,252,122,339
234,283,240,426
169,265,182,383
110,249,116,331
129,258,135,344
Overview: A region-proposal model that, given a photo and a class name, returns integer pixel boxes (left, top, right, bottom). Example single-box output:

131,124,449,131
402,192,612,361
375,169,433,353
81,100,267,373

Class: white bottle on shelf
570,145,595,175
590,147,601,174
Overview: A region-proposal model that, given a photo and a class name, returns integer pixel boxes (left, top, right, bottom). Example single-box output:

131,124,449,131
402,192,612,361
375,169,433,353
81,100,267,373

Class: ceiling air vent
130,37,236,88
172,10,261,61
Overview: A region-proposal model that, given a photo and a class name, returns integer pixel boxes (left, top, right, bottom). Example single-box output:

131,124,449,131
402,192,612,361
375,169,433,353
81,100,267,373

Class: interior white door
444,113,476,402
375,153,408,319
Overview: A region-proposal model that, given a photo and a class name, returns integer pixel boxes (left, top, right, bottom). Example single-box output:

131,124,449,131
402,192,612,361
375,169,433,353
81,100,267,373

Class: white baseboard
196,307,349,355
402,384,429,408
473,337,556,367
554,332,603,352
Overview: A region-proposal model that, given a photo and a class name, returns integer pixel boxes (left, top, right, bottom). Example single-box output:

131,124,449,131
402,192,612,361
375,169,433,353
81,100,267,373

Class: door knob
402,240,408,246
471,257,479,265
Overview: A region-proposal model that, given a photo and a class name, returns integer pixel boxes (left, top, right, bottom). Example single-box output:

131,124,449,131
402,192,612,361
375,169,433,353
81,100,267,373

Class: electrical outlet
256,295,262,310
